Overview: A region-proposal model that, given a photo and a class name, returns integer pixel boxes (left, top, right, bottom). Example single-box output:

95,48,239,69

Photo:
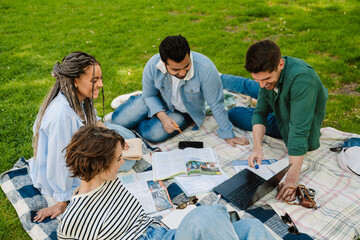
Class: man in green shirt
222,40,328,201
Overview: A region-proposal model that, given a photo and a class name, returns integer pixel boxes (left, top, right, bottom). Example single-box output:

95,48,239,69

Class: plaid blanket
0,140,307,240
1,91,359,239
0,156,153,240
152,116,360,240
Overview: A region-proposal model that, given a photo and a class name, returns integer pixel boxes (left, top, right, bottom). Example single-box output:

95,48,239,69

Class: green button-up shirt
252,57,328,156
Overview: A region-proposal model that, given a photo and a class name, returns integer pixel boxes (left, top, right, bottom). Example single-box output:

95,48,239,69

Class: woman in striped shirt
58,126,274,240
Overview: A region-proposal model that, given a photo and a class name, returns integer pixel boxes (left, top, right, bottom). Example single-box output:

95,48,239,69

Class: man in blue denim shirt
112,35,248,146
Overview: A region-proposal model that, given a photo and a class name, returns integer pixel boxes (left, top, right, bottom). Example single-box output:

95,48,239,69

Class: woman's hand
123,141,130,151
33,201,69,222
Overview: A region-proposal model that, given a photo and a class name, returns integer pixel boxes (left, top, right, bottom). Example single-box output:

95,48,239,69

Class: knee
111,109,130,127
106,123,136,139
228,107,254,131
228,107,238,119
139,126,172,143
232,218,264,232
167,112,190,129
175,205,238,240
228,107,246,122
112,95,148,128
187,205,229,222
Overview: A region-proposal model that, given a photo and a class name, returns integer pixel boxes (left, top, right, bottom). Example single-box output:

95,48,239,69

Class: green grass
1,0,359,238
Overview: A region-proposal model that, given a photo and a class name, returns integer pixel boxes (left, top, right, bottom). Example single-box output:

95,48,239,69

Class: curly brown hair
65,126,125,182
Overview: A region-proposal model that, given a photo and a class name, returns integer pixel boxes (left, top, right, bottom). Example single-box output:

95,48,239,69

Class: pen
254,161,259,169
173,123,182,133
212,194,221,205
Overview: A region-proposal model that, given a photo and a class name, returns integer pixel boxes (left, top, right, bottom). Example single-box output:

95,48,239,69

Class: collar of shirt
155,52,194,80
274,57,287,93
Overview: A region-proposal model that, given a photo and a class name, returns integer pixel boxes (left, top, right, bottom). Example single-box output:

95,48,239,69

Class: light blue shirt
142,51,235,139
29,93,87,202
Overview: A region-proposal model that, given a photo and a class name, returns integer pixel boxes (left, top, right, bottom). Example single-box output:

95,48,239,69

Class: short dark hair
244,40,282,73
65,126,125,182
159,35,190,64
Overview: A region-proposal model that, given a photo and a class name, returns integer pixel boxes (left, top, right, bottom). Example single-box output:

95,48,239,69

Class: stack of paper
267,156,309,174
232,159,277,180
174,173,229,197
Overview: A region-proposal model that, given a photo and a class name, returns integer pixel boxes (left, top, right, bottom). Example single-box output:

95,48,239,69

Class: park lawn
0,0,359,238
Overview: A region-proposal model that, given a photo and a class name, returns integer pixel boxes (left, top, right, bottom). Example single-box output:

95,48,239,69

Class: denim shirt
29,93,84,202
142,51,235,139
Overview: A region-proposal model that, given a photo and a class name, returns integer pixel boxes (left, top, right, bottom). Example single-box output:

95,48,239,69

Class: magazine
152,147,221,181
120,171,174,214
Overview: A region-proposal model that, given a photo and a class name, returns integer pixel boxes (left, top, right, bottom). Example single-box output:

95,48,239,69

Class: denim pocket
184,84,200,94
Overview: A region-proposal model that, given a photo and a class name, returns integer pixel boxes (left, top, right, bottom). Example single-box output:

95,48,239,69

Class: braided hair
32,51,105,158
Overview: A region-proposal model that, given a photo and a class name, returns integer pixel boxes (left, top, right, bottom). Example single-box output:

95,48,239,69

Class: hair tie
51,62,61,78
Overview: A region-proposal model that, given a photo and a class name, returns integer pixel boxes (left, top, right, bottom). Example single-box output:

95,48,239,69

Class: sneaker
103,112,113,123
111,91,142,109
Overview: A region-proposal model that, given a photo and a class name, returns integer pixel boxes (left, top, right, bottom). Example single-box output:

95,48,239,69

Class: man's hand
248,124,266,168
276,155,304,201
225,137,249,147
247,150,264,168
33,201,68,222
277,177,298,201
156,111,179,133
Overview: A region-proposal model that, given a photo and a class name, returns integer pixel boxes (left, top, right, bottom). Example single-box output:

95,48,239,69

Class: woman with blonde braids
30,51,135,222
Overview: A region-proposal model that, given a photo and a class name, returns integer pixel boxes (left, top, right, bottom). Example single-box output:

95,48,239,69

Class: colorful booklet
120,171,174,214
152,147,221,181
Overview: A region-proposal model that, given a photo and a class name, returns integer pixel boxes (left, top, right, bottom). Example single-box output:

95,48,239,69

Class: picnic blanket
1,90,359,239
151,116,360,240
0,144,308,240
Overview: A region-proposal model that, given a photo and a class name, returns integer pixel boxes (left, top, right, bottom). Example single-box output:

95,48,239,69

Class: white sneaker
111,91,142,109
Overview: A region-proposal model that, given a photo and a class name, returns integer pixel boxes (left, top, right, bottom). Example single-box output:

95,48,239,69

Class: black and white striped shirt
57,178,154,239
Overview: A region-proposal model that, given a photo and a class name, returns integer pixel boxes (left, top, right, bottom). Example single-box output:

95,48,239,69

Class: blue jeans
105,122,136,139
111,95,193,143
138,204,275,240
221,74,282,139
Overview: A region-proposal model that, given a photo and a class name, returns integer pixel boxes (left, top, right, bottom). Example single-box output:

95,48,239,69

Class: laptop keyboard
227,174,264,208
